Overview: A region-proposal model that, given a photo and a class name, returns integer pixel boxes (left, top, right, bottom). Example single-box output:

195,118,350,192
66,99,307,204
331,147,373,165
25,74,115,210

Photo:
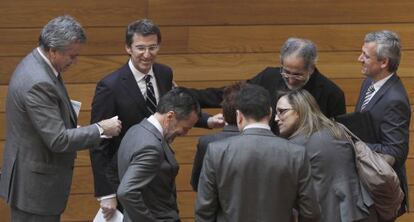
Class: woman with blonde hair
275,89,376,222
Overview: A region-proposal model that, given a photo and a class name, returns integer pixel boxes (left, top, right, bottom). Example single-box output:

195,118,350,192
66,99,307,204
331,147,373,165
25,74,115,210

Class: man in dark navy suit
355,30,411,222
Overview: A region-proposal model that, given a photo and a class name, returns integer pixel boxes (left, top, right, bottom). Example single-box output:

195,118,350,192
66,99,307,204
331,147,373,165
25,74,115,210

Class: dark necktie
361,84,375,111
144,75,157,114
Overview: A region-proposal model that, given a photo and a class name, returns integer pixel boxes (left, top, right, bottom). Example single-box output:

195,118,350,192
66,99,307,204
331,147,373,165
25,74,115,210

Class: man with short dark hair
0,15,121,221
195,84,320,222
117,87,200,222
89,19,223,219
190,82,243,191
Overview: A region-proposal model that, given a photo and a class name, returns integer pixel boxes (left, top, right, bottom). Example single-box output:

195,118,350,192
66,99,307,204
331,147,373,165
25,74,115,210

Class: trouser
11,206,60,222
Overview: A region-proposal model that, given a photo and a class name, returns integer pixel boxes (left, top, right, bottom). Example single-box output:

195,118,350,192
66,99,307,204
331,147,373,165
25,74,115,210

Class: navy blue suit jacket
355,74,411,214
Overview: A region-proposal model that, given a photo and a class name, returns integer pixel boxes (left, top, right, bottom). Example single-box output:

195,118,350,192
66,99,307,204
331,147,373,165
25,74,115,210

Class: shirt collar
243,123,270,131
128,59,154,81
147,115,163,135
372,73,394,91
37,47,59,77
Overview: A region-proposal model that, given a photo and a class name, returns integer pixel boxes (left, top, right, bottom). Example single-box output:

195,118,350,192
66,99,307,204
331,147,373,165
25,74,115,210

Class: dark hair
221,82,245,125
38,15,86,52
235,84,271,121
125,18,161,47
157,87,201,120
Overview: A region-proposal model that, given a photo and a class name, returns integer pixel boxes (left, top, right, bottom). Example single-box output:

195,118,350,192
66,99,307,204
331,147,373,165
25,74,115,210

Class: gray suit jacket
191,124,239,191
291,128,373,222
117,119,180,222
195,127,320,222
355,75,411,215
0,48,101,215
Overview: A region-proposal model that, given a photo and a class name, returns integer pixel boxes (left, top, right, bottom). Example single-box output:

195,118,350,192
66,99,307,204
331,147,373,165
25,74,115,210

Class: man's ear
166,111,175,121
380,58,390,70
125,45,132,55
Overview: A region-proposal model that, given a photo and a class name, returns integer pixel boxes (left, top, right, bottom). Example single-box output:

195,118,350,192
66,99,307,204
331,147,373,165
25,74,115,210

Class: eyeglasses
280,68,308,81
276,108,293,118
135,44,159,54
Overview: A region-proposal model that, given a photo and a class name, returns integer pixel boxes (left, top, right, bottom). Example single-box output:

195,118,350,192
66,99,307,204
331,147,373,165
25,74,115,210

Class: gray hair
364,30,401,73
38,15,86,52
280,38,317,70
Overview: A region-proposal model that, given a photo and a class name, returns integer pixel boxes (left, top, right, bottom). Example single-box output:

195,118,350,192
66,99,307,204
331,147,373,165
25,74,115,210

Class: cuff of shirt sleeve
97,194,116,201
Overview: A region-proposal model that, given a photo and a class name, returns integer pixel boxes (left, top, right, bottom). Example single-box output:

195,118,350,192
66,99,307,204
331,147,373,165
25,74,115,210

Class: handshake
97,116,122,138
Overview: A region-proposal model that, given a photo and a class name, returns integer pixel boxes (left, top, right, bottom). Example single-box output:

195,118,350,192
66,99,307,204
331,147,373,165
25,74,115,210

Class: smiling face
275,96,299,138
48,42,82,73
358,42,386,80
125,33,160,74
281,55,311,90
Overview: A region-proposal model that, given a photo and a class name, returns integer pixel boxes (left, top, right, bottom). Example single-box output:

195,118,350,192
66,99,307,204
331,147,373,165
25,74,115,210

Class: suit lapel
32,50,77,127
162,141,179,176
57,76,78,126
355,79,372,112
153,63,169,97
120,64,151,116
364,75,398,111
142,119,179,175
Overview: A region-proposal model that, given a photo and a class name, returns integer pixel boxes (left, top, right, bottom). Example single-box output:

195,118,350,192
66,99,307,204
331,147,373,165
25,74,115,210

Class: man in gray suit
195,84,320,222
0,15,121,221
355,30,411,222
117,87,200,222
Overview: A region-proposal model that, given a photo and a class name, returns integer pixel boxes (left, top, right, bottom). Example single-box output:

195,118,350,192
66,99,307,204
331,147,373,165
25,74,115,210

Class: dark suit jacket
90,63,173,197
291,128,373,222
190,125,239,191
117,119,179,222
0,49,101,215
90,62,211,197
355,75,411,215
190,67,346,133
195,127,320,222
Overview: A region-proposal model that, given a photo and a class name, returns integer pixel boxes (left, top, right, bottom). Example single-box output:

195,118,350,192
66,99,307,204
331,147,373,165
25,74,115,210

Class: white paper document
70,99,82,117
93,208,123,222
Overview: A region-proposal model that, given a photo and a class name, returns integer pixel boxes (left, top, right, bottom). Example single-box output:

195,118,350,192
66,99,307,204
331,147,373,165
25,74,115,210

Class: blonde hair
282,89,343,139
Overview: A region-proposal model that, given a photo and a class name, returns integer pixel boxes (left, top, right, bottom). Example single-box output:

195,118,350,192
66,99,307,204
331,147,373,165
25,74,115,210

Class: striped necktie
361,84,375,111
144,75,157,114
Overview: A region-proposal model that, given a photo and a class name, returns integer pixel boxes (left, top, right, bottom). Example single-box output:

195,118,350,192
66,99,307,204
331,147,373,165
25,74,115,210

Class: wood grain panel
3,51,414,84
0,1,147,28
149,0,414,25
2,78,414,114
4,24,414,57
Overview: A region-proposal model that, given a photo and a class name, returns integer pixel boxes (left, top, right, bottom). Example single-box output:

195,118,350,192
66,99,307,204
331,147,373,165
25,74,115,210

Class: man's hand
207,113,225,129
100,197,117,220
98,116,122,137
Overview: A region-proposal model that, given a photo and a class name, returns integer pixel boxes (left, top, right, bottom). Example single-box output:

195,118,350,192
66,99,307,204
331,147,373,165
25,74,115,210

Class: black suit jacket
355,74,411,215
190,125,239,191
191,67,346,133
90,63,173,197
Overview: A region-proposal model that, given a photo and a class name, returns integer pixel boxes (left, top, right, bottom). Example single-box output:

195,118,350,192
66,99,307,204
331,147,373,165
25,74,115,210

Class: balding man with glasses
192,38,346,134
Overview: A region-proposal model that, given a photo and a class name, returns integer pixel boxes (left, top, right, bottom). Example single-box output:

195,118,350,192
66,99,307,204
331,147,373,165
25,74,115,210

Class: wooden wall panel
0,1,147,28
1,1,414,222
149,0,414,25
3,51,414,84
1,78,414,114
